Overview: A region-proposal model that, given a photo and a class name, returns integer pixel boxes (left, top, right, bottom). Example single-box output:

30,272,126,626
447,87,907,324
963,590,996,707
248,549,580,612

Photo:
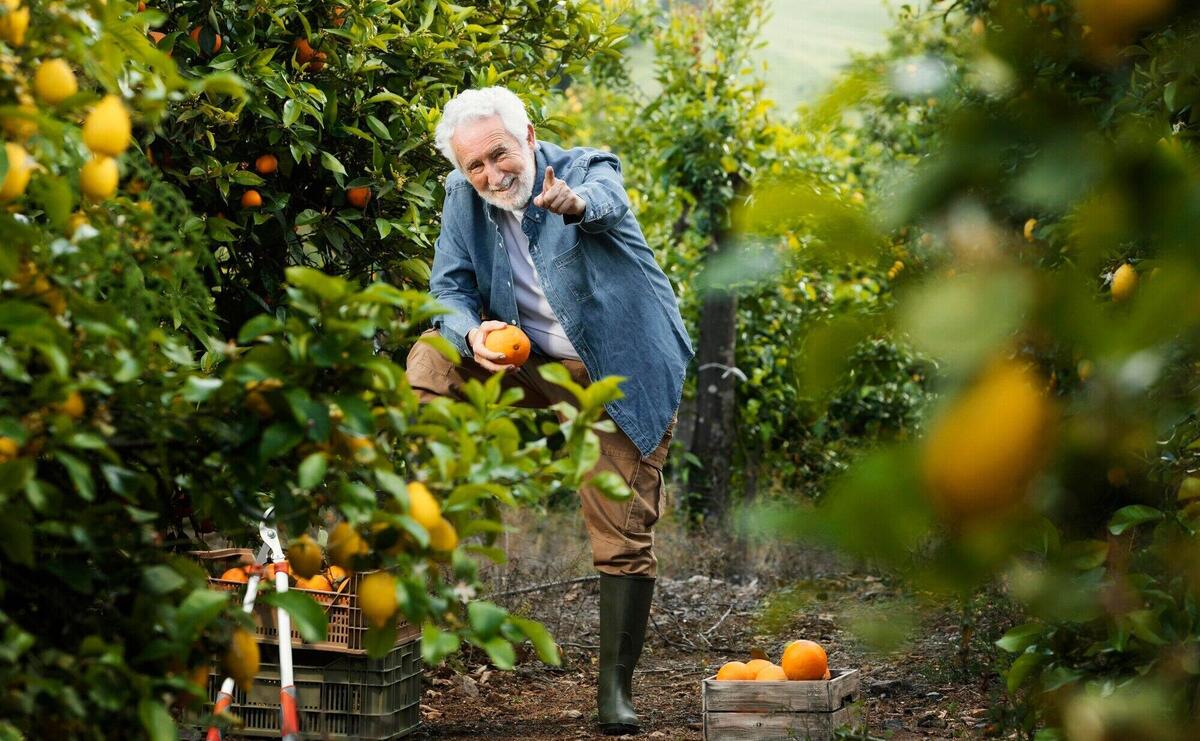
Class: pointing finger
544,166,556,189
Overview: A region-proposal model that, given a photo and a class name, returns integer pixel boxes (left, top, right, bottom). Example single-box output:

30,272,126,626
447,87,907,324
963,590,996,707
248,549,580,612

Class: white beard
476,145,536,212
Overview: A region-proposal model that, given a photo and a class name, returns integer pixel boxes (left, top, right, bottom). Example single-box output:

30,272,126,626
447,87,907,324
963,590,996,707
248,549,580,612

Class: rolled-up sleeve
563,153,630,234
428,207,481,358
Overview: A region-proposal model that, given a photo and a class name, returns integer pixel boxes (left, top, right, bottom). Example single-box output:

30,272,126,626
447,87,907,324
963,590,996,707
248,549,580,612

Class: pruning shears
207,507,300,740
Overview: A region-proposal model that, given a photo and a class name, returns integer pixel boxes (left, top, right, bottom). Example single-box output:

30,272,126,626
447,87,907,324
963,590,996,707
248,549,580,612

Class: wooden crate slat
701,669,860,713
703,704,864,741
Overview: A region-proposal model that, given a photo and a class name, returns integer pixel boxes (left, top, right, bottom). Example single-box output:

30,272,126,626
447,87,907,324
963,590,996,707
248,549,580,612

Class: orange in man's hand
484,325,531,367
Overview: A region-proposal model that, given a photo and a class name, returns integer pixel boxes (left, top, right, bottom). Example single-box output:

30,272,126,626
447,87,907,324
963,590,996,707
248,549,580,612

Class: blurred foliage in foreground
736,0,1200,737
0,0,624,736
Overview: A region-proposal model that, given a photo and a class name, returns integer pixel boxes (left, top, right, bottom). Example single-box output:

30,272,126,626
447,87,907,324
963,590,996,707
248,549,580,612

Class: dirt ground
414,506,1022,740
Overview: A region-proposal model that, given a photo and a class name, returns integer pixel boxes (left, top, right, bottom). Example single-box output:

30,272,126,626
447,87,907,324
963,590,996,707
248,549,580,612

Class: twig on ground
703,604,735,637
489,574,599,599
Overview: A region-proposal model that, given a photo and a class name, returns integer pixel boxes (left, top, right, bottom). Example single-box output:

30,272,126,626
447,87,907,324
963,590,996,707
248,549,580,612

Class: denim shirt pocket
551,239,595,301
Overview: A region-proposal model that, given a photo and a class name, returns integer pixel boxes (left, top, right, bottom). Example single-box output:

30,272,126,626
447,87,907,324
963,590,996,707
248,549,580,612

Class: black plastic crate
207,638,421,739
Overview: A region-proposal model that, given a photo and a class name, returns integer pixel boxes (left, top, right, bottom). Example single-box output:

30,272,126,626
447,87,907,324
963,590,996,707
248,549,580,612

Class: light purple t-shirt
497,208,581,360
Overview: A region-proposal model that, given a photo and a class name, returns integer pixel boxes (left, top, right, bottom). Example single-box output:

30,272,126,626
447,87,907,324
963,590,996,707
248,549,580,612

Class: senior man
404,86,693,734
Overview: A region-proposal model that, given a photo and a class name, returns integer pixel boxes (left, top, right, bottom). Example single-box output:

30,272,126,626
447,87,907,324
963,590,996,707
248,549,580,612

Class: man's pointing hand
532,166,585,217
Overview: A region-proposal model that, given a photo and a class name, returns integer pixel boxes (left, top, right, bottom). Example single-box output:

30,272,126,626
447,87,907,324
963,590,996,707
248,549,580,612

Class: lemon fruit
34,60,78,105
286,534,322,579
0,436,19,462
921,360,1054,522
223,628,260,691
82,95,132,157
80,156,119,200
1110,263,1137,302
428,517,458,552
2,103,37,141
0,142,33,201
0,3,29,47
328,521,368,570
407,481,441,530
358,571,397,628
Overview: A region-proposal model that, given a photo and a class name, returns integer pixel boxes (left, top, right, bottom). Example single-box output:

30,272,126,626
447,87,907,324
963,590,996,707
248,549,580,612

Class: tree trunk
689,238,738,524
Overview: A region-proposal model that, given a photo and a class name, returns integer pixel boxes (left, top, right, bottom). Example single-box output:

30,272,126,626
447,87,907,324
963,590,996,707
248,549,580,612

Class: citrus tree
149,0,627,331
554,0,934,514
745,1,1200,736
0,1,628,737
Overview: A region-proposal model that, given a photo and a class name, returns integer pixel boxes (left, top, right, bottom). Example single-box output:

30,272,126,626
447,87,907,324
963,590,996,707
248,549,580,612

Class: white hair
435,87,531,171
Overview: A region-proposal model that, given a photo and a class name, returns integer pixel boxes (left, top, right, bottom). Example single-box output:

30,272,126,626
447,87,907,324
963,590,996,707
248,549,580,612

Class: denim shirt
429,141,695,458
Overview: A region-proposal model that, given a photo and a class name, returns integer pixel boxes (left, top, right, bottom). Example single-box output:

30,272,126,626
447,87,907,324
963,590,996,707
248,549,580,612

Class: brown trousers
405,330,673,577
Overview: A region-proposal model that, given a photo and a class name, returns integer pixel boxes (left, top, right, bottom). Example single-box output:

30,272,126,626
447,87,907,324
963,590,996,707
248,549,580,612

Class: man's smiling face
451,114,537,212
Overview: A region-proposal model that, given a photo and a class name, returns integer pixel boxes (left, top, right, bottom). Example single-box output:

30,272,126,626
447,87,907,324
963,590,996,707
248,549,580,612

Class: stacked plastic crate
203,549,422,739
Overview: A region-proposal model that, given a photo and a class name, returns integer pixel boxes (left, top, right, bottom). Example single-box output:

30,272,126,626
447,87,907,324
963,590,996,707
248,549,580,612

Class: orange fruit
715,661,755,681
293,38,315,63
332,6,347,26
754,663,788,681
241,189,262,209
219,567,248,583
326,565,349,586
255,153,278,175
781,640,828,681
921,360,1054,521
148,30,167,45
309,51,327,71
346,186,371,208
190,26,222,55
744,658,773,676
483,325,531,367
296,574,333,592
58,391,86,419
0,436,19,463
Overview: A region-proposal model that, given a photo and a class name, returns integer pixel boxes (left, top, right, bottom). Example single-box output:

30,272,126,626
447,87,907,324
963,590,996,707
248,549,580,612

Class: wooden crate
702,668,864,740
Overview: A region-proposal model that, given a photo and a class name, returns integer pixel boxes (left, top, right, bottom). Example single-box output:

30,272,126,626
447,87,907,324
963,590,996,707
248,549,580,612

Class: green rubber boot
597,573,655,735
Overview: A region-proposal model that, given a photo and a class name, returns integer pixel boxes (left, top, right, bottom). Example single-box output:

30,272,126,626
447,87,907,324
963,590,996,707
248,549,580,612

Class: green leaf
364,624,397,659
421,623,461,665
238,314,284,344
259,422,303,460
283,99,301,128
285,266,350,302
418,333,461,364
142,565,186,595
1005,651,1043,694
995,622,1046,654
55,452,95,501
181,376,223,403
480,636,516,669
366,115,392,141
320,150,347,176
510,616,561,666
138,698,177,741
467,601,507,640
176,588,230,640
588,470,632,502
260,590,328,643
1108,505,1164,535
298,452,328,489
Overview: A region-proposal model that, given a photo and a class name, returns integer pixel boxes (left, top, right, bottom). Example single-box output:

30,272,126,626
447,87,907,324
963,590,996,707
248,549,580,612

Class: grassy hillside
626,0,902,112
